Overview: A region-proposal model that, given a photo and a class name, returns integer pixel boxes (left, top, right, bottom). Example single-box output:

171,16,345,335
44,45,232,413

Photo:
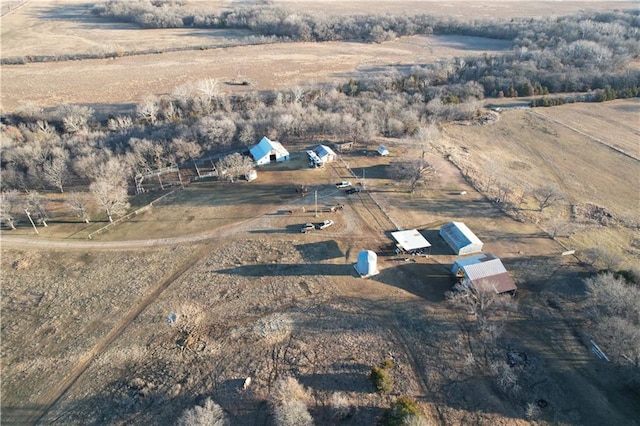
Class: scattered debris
572,203,616,226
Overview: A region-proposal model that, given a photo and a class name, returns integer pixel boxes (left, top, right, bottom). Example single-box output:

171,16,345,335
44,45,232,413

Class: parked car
300,223,315,233
345,188,360,194
335,181,352,188
317,219,334,230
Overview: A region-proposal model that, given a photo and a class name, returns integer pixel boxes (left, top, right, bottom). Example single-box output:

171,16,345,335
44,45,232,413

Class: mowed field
2,1,640,425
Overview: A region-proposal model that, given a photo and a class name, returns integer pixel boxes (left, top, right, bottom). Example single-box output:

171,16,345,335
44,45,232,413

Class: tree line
89,2,640,98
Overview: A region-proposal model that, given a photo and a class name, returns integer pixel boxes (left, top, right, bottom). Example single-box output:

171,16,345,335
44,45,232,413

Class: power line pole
314,190,318,217
24,209,39,235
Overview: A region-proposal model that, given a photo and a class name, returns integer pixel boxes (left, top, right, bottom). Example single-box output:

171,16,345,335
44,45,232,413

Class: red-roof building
452,253,517,294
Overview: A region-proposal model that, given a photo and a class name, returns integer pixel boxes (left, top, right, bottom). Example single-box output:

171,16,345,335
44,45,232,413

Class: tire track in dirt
387,319,446,425
28,246,208,425
350,294,446,425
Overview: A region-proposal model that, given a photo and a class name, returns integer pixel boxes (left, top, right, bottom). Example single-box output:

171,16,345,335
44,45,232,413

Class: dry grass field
2,1,640,425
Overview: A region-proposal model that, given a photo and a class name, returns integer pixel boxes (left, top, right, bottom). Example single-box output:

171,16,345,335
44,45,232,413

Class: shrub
384,396,423,426
329,392,352,420
177,398,229,426
381,358,395,370
370,366,393,394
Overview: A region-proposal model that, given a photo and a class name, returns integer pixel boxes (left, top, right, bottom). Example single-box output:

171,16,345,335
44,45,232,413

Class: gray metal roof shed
440,222,483,255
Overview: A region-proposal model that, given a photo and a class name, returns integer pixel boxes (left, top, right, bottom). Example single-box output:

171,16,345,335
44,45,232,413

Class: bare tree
495,180,514,205
107,115,133,132
26,191,49,227
59,104,94,133
43,151,70,193
544,216,574,239
413,124,441,159
483,159,501,193
0,190,20,230
177,398,229,426
217,153,255,182
128,138,167,174
89,157,130,222
136,96,160,124
238,125,256,146
583,247,621,271
389,158,438,193
66,192,92,223
171,138,202,164
533,184,563,211
269,377,313,426
447,285,518,368
192,78,220,115
586,272,640,365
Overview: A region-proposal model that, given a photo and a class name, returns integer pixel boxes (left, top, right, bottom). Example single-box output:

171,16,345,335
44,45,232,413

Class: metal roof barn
440,222,483,255
391,229,431,254
250,136,290,166
452,254,516,294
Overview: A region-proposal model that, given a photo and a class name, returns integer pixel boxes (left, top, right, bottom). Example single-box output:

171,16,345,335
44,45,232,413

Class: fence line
87,189,178,239
336,156,400,231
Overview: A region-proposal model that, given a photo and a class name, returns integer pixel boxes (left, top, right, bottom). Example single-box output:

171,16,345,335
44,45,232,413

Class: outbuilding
391,229,431,256
377,145,389,156
250,136,290,165
354,250,379,277
452,253,516,294
439,221,483,255
307,145,337,167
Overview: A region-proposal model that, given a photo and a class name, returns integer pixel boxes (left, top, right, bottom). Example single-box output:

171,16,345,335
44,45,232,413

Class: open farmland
3,103,640,424
2,1,640,425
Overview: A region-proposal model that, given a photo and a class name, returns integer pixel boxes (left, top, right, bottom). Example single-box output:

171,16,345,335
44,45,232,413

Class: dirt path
28,246,209,425
0,210,266,250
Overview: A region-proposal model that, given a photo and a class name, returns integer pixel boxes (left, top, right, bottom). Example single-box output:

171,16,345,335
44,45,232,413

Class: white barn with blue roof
250,136,290,166
439,221,483,255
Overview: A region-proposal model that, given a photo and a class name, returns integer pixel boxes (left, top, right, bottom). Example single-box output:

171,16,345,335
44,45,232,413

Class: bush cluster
370,358,395,393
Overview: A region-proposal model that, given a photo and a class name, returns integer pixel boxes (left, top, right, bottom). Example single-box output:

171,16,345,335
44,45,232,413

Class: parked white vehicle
317,219,334,230
335,181,352,188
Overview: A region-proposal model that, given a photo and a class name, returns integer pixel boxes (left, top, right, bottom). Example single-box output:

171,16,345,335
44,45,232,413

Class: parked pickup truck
317,219,334,230
345,187,360,194
335,181,352,188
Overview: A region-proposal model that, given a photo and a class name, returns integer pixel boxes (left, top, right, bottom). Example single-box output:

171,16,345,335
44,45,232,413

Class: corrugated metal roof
440,222,483,249
463,258,507,280
451,253,496,274
460,257,516,293
391,229,431,251
250,136,289,161
314,145,336,159
471,273,517,294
